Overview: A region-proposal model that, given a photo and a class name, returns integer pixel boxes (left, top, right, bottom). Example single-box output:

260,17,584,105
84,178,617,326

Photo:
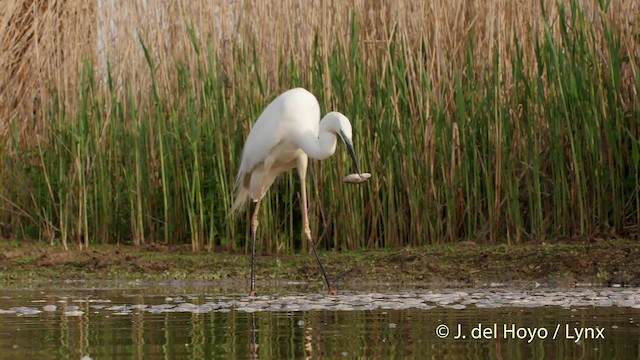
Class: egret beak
339,131,361,175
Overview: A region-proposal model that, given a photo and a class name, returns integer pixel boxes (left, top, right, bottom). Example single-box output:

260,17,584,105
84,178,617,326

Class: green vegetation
2,239,640,287
0,1,639,252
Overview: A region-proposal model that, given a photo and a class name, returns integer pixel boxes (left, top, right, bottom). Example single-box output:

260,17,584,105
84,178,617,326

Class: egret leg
249,199,262,296
300,176,336,295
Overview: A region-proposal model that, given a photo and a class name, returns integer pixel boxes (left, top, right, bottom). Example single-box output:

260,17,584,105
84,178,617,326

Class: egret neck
295,112,361,175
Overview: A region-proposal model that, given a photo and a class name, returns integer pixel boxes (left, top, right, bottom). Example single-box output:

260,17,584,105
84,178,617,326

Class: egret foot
328,288,337,296
249,290,257,297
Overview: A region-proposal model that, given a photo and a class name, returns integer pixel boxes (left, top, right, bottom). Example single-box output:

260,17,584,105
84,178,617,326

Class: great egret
231,87,367,296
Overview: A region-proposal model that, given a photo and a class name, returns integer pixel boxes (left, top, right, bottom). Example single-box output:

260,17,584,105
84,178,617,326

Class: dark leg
308,232,336,295
249,199,262,296
300,173,336,295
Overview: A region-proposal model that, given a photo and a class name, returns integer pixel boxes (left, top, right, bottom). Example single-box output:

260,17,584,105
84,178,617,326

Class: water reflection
0,286,639,358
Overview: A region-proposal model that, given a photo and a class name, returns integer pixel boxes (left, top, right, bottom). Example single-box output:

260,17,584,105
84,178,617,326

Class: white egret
231,87,368,296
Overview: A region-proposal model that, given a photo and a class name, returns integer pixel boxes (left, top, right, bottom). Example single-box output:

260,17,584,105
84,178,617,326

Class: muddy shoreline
1,238,639,289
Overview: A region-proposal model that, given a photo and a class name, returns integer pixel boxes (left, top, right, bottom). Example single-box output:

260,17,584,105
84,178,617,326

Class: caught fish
343,172,372,184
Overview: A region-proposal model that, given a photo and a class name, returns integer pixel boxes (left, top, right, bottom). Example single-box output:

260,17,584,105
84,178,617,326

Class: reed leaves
0,1,639,251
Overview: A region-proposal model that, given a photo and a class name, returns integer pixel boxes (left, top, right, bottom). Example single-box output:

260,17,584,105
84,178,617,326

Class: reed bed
0,0,639,251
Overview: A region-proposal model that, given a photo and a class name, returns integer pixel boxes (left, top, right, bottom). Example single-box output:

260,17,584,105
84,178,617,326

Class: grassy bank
1,1,639,251
2,239,640,288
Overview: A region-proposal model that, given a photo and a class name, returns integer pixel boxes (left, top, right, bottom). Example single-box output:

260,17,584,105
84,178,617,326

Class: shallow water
1,282,639,359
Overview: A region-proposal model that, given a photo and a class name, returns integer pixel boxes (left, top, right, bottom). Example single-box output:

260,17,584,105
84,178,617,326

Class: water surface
1,282,638,359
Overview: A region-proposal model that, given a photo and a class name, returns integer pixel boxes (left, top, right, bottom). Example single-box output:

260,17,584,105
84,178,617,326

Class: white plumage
231,87,363,296
232,88,357,213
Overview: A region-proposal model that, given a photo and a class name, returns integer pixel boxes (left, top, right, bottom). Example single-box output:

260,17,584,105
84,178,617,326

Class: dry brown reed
2,0,637,135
